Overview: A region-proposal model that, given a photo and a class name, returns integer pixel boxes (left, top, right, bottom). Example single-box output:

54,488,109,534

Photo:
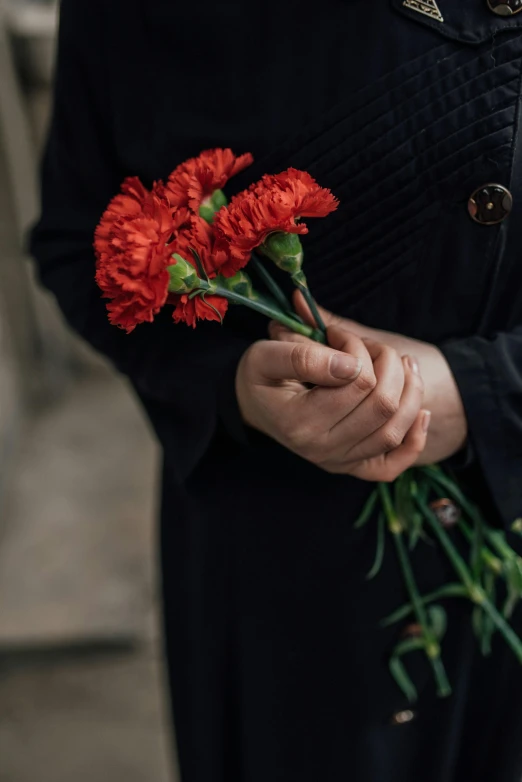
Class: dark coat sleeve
29,0,250,478
441,329,522,527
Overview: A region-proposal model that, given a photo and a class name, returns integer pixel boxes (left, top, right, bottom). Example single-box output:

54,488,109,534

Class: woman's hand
269,293,468,466
236,324,430,482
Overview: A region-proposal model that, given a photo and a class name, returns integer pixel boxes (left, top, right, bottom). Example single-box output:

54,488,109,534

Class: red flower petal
172,293,228,328
166,148,254,212
95,179,175,332
170,215,231,278
214,167,338,266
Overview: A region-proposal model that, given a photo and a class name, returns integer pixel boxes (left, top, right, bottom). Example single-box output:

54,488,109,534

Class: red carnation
169,216,229,327
214,167,339,266
95,179,176,333
94,177,150,257
166,148,254,212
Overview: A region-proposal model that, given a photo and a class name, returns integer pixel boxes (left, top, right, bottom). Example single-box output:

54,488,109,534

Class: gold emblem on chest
403,0,444,23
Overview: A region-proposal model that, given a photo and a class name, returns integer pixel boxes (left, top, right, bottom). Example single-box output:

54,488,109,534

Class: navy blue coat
31,2,522,780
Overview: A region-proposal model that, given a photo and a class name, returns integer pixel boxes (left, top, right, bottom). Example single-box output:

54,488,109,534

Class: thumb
250,340,362,387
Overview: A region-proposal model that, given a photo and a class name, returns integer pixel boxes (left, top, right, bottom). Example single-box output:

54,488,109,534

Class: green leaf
190,248,209,283
389,637,426,704
354,490,378,529
428,605,447,641
367,511,386,580
389,657,418,704
381,584,467,627
503,559,522,618
471,515,485,582
408,512,424,551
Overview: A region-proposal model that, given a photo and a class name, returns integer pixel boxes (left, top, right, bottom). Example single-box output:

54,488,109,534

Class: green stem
417,495,522,665
379,484,452,698
421,466,479,521
250,254,294,316
378,482,400,533
211,284,326,343
423,473,503,575
458,519,503,575
484,527,522,563
295,282,327,335
381,584,468,627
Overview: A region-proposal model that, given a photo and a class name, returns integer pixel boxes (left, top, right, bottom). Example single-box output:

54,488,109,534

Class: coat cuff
440,334,522,528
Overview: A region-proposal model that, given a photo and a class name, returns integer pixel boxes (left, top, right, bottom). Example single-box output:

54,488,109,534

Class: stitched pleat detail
267,36,522,309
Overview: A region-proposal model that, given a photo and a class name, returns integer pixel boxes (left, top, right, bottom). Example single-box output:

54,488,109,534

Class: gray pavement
0,356,177,782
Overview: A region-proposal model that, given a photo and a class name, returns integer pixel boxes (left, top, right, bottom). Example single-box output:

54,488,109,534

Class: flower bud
167,254,201,293
261,232,304,278
199,189,228,223
216,270,255,299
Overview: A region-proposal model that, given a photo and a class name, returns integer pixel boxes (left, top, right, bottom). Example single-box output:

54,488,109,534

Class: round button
487,0,522,15
429,498,461,529
468,184,513,225
391,710,416,726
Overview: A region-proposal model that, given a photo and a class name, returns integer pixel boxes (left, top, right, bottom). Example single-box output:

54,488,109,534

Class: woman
31,1,522,780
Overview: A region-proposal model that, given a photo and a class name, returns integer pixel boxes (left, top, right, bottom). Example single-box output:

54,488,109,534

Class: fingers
326,339,406,447
269,322,378,413
341,356,424,463
243,339,362,388
297,327,378,425
348,409,431,483
379,409,431,480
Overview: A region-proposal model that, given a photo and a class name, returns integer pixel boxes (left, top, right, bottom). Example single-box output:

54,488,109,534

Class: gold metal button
468,184,513,225
391,709,416,726
487,0,522,15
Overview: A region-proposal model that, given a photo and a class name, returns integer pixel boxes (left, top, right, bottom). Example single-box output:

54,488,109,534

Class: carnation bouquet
95,148,522,702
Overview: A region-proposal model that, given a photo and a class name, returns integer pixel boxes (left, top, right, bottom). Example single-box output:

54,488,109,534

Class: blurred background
0,1,176,779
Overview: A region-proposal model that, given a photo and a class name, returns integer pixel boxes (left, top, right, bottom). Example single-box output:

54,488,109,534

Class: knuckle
381,426,404,451
374,391,399,421
382,344,400,362
354,367,377,394
291,344,317,378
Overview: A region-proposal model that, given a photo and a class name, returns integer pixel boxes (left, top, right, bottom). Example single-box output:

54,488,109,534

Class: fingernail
330,355,362,380
405,355,420,375
422,410,431,433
